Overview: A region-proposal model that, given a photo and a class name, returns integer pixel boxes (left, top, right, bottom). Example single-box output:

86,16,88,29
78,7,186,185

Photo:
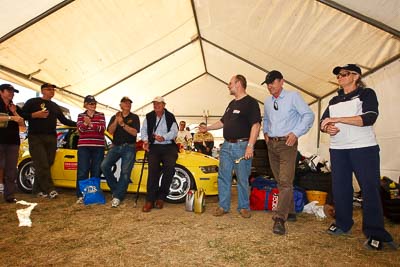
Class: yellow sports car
17,126,219,203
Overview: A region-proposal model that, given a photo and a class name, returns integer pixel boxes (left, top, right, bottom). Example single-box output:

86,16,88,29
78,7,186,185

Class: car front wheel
17,159,35,193
162,165,196,203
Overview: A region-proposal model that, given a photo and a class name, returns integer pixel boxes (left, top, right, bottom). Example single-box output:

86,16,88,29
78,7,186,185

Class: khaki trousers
267,140,298,221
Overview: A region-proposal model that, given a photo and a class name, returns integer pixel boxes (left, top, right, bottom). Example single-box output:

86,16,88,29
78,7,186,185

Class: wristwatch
8,115,11,121
247,143,253,148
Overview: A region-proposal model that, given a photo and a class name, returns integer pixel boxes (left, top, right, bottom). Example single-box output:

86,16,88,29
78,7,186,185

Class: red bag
250,187,266,210
249,176,306,212
250,187,279,210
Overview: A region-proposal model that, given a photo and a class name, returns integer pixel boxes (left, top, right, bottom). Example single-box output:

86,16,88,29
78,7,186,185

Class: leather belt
270,136,287,141
225,138,249,143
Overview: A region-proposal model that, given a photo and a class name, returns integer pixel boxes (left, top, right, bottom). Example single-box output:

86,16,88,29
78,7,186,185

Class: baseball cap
153,96,165,103
261,70,283,85
0,84,19,93
84,95,96,104
332,64,362,75
41,83,56,89
120,96,132,103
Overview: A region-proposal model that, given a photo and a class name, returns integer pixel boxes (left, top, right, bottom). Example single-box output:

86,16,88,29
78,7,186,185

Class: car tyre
161,164,196,203
17,158,35,193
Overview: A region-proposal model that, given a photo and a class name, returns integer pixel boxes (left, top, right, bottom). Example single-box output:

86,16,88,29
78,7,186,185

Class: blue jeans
101,144,136,201
218,141,252,211
76,146,105,197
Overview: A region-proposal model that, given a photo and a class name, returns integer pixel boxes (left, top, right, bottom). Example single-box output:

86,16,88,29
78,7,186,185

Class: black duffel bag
380,176,400,223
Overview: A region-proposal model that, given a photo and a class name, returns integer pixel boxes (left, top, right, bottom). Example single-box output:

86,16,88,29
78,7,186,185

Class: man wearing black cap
321,64,398,250
101,96,140,208
21,83,76,199
141,96,178,212
262,70,314,235
0,84,24,203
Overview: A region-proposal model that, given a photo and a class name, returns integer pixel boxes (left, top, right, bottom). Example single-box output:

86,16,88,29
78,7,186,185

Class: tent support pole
317,99,322,149
318,0,400,39
191,0,207,73
0,64,117,112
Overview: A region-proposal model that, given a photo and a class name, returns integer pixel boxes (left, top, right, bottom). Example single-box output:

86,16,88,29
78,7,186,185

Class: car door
127,149,148,193
51,128,79,188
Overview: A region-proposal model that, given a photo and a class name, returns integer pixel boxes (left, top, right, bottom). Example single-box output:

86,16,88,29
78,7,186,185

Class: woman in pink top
76,95,106,203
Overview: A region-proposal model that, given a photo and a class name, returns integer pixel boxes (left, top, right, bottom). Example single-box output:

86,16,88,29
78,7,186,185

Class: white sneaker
37,192,48,198
111,198,120,208
76,197,83,204
49,190,58,199
0,183,4,194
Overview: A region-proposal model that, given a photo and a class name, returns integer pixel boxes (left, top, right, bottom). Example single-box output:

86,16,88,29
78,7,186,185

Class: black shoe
364,237,399,251
272,218,286,235
364,237,383,250
287,213,297,222
6,198,17,203
326,223,351,236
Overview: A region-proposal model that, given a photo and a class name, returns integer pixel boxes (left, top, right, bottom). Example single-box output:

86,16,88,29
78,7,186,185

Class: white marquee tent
1,0,399,180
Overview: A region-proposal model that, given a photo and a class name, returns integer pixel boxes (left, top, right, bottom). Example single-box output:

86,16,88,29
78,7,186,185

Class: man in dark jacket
141,96,178,212
21,83,76,199
0,84,25,203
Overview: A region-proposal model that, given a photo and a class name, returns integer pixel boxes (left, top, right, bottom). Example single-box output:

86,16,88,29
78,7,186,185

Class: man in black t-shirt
101,96,140,208
207,74,261,218
22,83,76,199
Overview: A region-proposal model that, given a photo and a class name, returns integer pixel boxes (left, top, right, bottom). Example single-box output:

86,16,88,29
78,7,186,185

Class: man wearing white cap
141,96,178,212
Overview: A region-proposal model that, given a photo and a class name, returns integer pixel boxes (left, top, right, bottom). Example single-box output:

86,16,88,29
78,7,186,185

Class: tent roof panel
0,0,64,37
96,40,205,113
197,0,400,98
204,41,316,104
0,0,399,119
332,0,400,31
0,0,197,94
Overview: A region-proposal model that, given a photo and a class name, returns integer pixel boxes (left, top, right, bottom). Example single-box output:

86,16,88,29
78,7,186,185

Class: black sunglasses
273,100,278,111
336,72,357,79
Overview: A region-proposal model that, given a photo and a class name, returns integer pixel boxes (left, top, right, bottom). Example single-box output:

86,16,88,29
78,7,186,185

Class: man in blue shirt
262,70,314,235
141,96,179,212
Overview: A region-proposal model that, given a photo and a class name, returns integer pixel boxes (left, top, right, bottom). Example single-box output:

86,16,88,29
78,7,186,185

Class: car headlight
200,165,218,173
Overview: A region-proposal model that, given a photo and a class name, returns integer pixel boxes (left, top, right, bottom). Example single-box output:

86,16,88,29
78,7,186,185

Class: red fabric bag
250,187,267,210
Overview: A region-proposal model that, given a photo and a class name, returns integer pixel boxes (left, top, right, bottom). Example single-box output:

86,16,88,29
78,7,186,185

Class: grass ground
0,187,399,267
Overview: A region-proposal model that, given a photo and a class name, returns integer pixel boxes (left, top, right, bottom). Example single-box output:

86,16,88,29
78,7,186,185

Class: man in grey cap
141,96,178,212
101,96,140,208
262,70,314,235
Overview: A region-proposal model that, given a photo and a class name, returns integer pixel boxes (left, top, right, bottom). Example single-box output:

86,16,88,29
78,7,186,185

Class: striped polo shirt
77,111,106,147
